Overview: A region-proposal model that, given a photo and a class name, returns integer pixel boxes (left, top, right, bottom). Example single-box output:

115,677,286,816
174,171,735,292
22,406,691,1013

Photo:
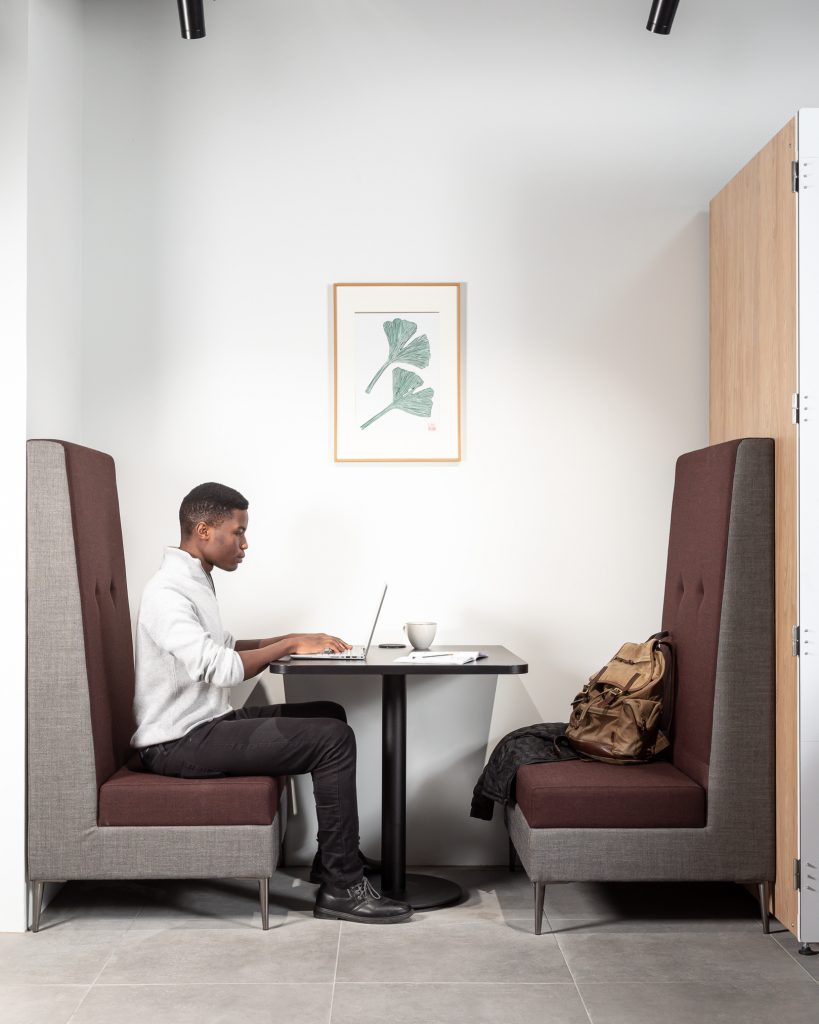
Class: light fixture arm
646,0,681,35
177,0,206,39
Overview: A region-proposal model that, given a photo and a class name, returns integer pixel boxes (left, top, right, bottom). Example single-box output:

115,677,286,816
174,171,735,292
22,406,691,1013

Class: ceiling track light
646,0,681,35
178,0,206,39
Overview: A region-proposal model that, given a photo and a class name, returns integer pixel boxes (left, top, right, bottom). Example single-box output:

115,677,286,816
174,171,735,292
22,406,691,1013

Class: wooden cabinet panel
709,118,798,934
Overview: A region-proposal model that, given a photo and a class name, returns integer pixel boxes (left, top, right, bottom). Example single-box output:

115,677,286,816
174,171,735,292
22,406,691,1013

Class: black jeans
139,702,362,889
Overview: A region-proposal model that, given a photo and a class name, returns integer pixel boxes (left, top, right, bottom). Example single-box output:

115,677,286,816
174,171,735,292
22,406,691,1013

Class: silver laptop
289,585,387,660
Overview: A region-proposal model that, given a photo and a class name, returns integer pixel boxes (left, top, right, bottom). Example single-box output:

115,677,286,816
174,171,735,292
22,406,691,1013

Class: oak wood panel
710,119,798,934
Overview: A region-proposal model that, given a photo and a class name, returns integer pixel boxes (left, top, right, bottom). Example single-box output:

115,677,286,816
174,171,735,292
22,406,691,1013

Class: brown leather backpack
565,632,675,765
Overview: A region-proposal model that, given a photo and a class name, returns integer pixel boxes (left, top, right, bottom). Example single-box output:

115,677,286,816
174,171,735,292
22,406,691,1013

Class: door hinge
794,858,801,891
792,625,800,657
792,160,800,192
792,393,800,424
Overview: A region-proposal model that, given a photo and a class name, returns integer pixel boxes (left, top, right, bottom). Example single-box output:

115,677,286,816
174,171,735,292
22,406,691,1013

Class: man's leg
145,708,410,923
235,700,348,723
162,710,362,888
230,702,370,883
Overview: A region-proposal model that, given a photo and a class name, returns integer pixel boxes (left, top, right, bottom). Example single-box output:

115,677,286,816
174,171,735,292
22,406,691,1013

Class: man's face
201,509,248,571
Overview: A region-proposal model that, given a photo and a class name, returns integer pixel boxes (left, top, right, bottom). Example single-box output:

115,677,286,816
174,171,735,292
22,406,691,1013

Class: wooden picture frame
334,283,461,462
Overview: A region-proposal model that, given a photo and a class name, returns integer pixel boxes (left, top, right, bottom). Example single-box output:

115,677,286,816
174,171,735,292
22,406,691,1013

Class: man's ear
195,520,210,541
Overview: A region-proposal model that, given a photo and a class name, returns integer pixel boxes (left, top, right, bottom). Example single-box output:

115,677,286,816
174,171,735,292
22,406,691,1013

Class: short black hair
179,482,249,537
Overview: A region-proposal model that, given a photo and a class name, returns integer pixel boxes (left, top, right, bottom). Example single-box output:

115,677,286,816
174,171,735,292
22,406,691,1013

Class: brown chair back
59,441,137,790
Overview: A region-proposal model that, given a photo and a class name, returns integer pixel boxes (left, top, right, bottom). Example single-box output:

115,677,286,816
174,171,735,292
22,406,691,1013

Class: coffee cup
404,622,437,651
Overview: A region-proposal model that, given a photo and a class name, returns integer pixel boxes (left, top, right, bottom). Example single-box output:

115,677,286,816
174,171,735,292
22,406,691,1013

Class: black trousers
139,702,362,888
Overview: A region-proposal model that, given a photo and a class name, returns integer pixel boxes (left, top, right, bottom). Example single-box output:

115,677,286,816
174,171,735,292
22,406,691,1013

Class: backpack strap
651,634,677,737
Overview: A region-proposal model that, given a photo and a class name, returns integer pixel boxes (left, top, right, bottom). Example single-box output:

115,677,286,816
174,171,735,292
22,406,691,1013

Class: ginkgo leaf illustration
365,318,431,394
360,367,434,430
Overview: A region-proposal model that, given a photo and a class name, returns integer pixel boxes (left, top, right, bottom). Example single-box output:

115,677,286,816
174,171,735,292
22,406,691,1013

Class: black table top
268,644,527,676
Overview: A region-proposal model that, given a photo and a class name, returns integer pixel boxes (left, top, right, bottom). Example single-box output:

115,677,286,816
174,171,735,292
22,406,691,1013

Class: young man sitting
131,481,412,924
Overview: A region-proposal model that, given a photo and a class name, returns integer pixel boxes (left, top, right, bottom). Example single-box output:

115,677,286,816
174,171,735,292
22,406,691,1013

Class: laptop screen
364,584,388,655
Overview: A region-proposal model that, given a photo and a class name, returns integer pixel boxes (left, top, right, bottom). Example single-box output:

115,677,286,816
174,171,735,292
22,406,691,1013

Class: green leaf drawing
360,367,434,430
365,318,430,394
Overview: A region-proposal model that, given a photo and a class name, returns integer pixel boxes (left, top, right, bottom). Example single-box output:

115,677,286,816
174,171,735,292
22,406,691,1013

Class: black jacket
470,722,577,820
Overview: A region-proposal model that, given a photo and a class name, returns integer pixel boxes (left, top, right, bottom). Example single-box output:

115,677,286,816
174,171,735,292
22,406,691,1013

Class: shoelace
348,877,381,902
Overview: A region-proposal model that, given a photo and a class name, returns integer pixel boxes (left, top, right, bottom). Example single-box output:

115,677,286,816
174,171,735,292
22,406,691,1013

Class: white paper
393,651,483,666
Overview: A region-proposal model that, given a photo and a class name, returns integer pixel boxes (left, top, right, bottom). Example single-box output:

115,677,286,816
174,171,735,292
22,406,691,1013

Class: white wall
29,0,819,865
7,0,85,932
26,0,84,441
0,0,31,934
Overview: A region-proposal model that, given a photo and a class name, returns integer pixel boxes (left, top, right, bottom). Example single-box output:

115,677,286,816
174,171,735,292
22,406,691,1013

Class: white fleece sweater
131,547,244,748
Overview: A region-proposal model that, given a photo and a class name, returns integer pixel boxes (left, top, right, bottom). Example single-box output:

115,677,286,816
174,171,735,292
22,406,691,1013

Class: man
131,481,412,924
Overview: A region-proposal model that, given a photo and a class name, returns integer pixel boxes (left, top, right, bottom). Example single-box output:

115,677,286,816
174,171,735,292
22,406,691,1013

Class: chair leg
259,878,270,930
758,881,771,934
31,881,45,933
534,881,545,936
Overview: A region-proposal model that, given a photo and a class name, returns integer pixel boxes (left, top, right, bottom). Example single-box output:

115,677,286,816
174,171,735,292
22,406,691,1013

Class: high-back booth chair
26,440,286,931
508,438,776,934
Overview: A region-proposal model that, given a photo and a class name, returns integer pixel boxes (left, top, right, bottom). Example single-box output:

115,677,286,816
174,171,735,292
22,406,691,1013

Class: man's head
178,482,249,572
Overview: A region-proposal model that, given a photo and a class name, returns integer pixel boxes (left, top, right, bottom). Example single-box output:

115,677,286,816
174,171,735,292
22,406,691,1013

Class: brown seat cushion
516,760,705,829
99,765,283,827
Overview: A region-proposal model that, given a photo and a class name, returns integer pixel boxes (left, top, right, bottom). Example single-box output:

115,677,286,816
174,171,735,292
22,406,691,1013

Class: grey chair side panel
27,441,102,879
89,821,280,880
509,804,760,882
82,790,286,881
512,438,776,885
704,438,776,876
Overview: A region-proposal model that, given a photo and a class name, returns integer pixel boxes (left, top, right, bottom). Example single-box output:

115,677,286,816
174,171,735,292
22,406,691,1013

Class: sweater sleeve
142,588,244,689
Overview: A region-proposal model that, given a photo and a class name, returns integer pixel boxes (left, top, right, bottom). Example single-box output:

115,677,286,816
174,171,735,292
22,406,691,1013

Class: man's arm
235,633,349,652
142,590,245,689
234,636,294,651
236,633,352,679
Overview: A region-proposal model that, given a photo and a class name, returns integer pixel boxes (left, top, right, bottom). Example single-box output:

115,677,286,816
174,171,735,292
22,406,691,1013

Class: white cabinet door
798,107,819,943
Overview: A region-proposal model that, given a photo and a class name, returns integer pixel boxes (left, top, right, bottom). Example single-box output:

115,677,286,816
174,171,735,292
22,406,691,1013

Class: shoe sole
313,907,413,924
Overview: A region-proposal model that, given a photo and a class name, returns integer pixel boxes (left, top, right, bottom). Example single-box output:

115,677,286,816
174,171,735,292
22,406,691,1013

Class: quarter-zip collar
162,546,215,592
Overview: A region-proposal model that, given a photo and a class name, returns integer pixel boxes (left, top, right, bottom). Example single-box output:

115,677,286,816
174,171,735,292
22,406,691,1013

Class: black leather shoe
314,878,412,924
309,849,381,885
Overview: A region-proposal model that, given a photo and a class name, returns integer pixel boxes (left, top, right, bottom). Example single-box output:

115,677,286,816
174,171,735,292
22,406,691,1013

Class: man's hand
237,632,352,679
291,633,352,655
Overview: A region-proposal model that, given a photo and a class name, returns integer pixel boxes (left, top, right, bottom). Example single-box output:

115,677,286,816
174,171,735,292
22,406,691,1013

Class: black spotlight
177,0,206,39
646,0,680,34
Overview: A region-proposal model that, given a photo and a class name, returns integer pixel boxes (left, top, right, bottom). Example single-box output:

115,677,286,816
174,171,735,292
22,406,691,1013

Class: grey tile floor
2,868,818,1024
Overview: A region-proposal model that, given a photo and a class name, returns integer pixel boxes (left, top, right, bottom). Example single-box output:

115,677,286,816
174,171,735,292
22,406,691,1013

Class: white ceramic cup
404,622,437,650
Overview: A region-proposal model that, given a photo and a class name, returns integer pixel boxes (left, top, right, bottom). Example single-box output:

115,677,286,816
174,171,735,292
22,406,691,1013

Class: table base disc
371,872,463,910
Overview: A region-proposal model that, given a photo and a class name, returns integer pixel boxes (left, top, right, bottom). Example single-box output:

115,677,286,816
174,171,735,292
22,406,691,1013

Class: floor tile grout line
20,978,817,988
553,934,595,1024
62,938,123,1024
78,981,582,989
771,933,819,985
327,922,342,1024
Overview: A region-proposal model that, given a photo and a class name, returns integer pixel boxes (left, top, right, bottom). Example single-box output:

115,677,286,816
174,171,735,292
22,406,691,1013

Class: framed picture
334,282,461,462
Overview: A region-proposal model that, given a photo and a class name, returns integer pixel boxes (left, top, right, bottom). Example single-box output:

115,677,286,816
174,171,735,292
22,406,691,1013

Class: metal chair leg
259,878,270,930
758,881,771,934
534,881,545,935
31,881,45,933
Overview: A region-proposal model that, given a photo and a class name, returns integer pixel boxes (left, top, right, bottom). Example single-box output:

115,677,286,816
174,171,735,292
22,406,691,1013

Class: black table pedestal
380,673,463,910
269,646,528,912
370,871,463,910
